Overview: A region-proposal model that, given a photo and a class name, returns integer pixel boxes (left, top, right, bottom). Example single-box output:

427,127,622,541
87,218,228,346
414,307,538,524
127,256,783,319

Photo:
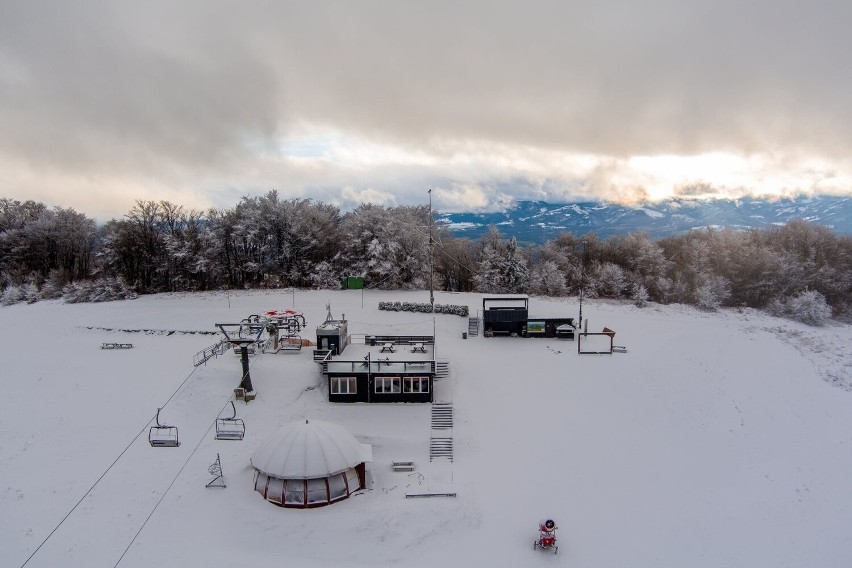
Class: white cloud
434,183,508,212
339,186,397,208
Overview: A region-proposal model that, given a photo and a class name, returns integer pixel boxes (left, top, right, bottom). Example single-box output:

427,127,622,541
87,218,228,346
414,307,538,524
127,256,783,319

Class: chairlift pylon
149,408,180,447
215,401,245,441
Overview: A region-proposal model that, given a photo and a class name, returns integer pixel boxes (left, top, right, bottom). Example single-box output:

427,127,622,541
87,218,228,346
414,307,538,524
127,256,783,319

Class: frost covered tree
62,276,137,303
338,204,430,289
473,241,504,293
527,260,567,296
591,262,626,298
503,237,529,293
472,228,529,293
786,289,833,326
3,192,849,319
434,235,476,292
632,283,649,307
535,233,582,292
0,199,96,294
694,274,731,311
308,260,340,290
601,232,669,299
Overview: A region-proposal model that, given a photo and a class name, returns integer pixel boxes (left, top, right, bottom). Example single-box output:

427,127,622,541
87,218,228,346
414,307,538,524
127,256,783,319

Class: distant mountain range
437,195,852,243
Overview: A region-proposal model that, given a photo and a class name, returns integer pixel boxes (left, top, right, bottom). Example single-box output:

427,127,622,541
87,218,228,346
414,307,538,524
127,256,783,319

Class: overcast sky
2,1,851,220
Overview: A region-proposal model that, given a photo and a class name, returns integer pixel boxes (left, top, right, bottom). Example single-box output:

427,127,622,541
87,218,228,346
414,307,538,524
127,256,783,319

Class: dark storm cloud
1,0,850,214
0,2,282,174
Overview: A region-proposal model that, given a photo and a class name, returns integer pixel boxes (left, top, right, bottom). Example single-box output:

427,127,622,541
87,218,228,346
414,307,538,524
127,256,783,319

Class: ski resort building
313,306,436,403
482,296,575,338
317,335,436,403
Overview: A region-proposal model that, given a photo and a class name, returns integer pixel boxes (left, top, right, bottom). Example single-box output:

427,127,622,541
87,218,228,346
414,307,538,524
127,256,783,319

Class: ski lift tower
216,322,264,393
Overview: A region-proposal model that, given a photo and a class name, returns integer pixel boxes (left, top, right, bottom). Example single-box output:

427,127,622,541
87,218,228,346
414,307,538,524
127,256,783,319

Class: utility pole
428,188,435,312
366,351,372,403
578,240,586,330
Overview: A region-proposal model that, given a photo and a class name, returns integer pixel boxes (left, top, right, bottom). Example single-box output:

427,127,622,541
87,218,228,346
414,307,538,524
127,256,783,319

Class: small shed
316,305,348,355
555,324,575,340
483,296,529,336
251,419,372,508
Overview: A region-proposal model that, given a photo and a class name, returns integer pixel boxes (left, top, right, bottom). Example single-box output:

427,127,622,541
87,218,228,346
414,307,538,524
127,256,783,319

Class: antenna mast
429,188,434,312
579,240,586,329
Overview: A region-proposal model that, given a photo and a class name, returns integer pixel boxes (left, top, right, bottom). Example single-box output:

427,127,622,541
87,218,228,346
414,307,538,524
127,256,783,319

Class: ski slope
2,290,851,567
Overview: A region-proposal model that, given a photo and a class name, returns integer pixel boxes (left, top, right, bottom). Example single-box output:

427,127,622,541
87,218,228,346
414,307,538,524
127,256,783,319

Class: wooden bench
392,461,415,472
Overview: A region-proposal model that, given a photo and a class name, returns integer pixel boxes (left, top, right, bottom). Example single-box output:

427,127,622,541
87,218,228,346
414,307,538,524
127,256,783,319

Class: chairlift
149,408,180,447
242,315,265,334
215,401,245,441
279,334,302,352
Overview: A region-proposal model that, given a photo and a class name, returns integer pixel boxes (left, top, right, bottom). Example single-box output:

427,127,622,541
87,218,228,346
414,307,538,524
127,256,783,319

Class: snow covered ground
2,289,851,567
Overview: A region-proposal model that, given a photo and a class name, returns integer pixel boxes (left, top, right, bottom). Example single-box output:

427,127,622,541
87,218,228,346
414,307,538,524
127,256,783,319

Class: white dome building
251,419,372,508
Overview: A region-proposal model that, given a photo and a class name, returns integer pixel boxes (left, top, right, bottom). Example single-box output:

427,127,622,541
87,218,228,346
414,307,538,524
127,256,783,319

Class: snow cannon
533,519,558,554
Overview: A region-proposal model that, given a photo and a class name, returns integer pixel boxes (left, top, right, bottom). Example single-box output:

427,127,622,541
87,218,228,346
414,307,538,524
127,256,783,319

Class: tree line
1,192,849,324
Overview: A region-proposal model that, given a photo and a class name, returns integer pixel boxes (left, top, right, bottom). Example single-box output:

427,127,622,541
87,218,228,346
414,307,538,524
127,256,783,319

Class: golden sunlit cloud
4,125,851,220
0,156,214,220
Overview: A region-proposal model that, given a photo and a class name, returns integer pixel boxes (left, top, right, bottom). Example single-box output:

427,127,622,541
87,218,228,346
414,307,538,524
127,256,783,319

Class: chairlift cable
115,356,261,567
113,412,217,568
19,361,205,568
17,418,152,568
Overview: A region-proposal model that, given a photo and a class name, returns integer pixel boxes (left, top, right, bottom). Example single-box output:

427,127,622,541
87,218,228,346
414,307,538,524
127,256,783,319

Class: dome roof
252,419,369,479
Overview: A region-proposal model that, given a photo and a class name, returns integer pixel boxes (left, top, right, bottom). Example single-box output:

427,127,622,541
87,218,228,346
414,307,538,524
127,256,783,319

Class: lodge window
331,377,357,394
403,376,430,393
375,377,401,394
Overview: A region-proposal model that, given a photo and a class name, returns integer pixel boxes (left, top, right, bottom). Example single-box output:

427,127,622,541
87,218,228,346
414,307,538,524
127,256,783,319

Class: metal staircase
435,360,450,380
430,402,454,462
468,317,480,337
429,437,454,462
193,341,227,367
431,402,453,428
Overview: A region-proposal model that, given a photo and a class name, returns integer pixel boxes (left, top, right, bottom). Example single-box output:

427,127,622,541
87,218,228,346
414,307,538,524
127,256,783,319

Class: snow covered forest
1,192,849,322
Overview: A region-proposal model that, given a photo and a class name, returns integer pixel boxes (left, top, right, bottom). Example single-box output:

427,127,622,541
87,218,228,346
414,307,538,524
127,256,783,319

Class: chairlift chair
215,401,246,441
279,334,303,352
149,408,180,447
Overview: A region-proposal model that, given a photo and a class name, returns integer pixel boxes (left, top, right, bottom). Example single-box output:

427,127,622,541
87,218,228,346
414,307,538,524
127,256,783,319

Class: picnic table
411,343,426,353
380,342,395,353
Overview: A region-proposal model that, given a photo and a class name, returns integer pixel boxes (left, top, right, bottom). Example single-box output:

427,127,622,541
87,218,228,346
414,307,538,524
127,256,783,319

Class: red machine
533,519,558,554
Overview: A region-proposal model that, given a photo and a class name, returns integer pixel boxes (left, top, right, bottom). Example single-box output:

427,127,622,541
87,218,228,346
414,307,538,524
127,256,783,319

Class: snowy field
2,289,852,567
